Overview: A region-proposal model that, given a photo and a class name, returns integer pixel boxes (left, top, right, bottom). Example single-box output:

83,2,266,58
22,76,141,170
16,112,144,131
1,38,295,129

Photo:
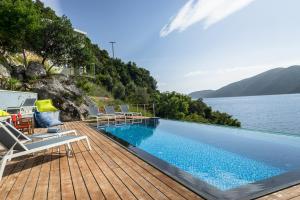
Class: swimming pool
99,119,300,199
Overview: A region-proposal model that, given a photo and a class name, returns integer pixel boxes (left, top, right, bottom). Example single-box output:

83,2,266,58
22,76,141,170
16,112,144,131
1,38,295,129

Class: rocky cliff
0,59,96,121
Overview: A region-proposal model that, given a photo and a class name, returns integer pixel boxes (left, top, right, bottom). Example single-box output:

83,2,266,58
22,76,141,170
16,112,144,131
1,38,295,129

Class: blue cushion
47,127,61,133
34,111,63,128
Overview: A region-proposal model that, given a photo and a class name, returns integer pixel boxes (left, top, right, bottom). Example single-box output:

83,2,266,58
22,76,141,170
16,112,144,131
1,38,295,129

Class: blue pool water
104,119,300,191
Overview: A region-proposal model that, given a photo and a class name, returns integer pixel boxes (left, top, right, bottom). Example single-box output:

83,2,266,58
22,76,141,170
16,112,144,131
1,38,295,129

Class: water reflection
104,119,159,146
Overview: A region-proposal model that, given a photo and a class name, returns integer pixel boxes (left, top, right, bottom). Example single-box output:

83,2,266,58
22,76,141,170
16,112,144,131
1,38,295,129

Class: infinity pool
100,119,300,199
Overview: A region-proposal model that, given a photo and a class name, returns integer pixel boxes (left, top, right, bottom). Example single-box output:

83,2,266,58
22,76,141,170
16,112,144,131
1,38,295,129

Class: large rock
25,61,47,79
31,75,96,121
0,64,11,79
11,65,26,81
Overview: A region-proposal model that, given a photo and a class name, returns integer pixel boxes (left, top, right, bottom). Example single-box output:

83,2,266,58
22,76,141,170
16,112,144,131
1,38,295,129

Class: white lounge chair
119,104,142,116
99,105,126,125
2,121,77,142
87,105,104,127
0,122,91,181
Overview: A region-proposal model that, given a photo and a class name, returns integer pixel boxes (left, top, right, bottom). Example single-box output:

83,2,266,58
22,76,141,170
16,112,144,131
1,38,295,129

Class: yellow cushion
35,99,58,112
0,110,10,117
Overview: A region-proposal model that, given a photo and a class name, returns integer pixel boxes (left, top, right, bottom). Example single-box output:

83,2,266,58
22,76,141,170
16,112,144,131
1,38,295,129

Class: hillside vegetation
190,66,300,99
0,0,240,127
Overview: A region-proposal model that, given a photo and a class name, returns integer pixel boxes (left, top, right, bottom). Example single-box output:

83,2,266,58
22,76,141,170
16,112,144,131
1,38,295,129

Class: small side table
12,117,35,135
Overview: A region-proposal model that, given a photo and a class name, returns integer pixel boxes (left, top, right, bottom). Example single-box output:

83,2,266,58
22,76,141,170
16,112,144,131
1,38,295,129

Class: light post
109,41,116,58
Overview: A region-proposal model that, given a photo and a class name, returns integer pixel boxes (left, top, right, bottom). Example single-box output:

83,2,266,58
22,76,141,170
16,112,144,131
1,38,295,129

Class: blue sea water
104,119,300,191
204,93,300,135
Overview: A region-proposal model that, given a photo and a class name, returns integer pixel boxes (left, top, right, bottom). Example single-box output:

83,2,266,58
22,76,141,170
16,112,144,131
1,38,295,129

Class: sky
41,0,300,94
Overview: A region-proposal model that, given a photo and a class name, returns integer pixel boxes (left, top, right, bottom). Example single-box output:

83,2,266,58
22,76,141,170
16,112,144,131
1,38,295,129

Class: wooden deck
0,121,299,200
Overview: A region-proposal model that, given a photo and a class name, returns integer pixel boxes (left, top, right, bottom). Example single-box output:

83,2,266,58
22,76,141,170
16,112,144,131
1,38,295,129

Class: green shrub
76,78,94,94
112,82,125,100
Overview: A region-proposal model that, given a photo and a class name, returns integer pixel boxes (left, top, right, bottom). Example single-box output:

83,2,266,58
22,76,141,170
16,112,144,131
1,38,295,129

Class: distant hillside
189,90,215,99
189,66,300,98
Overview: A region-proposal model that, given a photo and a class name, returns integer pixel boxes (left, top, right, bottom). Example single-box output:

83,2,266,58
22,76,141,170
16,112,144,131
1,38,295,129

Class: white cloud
160,0,256,37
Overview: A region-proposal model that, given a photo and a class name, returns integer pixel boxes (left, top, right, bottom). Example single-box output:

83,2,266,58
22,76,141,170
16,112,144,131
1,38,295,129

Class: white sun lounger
2,121,77,142
0,122,91,181
119,104,142,116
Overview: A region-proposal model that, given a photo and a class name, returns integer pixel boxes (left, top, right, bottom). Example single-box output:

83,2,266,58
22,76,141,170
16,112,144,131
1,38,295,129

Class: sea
204,93,300,135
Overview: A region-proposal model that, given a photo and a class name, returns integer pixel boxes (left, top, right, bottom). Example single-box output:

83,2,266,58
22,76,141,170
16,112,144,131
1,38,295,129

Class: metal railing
127,104,156,117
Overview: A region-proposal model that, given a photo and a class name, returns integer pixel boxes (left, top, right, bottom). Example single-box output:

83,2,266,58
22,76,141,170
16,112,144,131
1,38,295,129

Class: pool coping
91,122,300,200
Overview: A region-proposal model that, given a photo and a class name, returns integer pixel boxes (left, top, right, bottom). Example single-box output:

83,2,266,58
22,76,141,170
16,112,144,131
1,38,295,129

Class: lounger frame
0,123,91,181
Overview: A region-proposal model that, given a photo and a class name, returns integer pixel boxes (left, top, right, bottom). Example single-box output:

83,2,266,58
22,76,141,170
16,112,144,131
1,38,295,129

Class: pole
109,41,116,58
152,103,155,117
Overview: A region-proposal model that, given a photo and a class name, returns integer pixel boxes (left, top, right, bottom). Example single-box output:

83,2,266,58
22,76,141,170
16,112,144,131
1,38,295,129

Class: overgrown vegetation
154,92,241,127
0,0,241,127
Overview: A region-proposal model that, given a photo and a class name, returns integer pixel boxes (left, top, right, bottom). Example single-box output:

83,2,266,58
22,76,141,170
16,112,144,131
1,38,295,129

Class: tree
0,0,40,66
154,91,241,127
112,82,125,100
125,81,136,97
31,16,74,70
96,74,114,91
34,0,58,21
68,35,96,74
129,87,150,104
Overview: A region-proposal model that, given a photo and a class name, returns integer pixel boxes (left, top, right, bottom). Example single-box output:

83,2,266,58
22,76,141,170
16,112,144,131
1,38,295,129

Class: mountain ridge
189,65,300,99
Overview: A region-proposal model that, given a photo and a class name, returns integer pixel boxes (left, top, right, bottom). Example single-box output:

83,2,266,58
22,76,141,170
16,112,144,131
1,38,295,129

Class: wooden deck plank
64,122,106,200
70,121,121,200
67,147,91,199
290,196,300,200
19,155,45,200
72,124,137,200
5,157,35,200
59,145,76,200
0,159,27,200
33,151,52,200
47,149,62,200
76,123,171,200
113,167,154,200
0,163,17,189
78,141,136,200
78,148,121,200
72,122,155,200
259,185,300,200
71,142,105,200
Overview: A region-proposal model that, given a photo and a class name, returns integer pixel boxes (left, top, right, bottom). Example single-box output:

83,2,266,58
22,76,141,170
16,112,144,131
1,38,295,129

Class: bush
154,91,241,127
112,82,125,100
128,87,150,104
184,113,209,123
96,74,114,91
8,78,21,90
76,78,94,94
